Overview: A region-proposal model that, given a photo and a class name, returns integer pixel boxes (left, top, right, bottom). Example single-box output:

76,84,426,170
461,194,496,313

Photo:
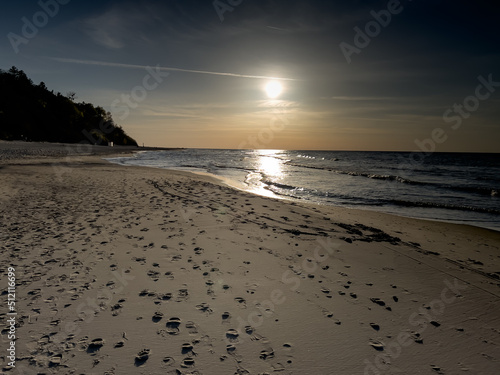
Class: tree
66,91,77,101
0,66,138,146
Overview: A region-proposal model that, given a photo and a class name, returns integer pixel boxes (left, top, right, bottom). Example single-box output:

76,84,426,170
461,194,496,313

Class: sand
1,143,499,374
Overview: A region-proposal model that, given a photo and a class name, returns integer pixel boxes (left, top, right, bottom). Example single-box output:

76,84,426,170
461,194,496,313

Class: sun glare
265,81,283,99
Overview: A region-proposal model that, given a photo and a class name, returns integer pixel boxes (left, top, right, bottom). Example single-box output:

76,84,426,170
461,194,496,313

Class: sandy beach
1,143,499,375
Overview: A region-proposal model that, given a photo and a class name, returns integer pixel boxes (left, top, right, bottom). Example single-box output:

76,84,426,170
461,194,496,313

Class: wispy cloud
330,96,399,101
83,13,125,49
49,57,298,81
80,3,162,50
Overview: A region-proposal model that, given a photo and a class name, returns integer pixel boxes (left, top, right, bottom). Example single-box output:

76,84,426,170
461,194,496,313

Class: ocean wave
362,173,425,185
451,186,499,197
262,178,499,214
108,149,500,231
285,162,498,197
262,180,304,191
286,162,426,184
260,172,499,214
297,155,338,161
263,187,304,199
389,199,500,214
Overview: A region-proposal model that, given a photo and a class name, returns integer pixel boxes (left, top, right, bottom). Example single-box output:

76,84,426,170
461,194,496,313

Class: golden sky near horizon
1,1,499,152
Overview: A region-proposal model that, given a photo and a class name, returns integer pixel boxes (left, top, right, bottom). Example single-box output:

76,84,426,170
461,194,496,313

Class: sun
265,81,283,99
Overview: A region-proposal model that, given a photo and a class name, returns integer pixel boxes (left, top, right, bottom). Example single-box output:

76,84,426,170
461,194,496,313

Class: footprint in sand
234,367,251,374
156,293,172,303
222,311,231,324
166,317,182,335
246,283,258,295
76,336,89,351
147,270,160,281
205,281,216,298
181,357,195,368
370,297,386,307
226,344,243,363
135,348,150,366
87,338,105,354
234,297,247,308
244,325,265,341
259,347,275,360
322,310,342,325
410,331,423,344
226,329,240,343
139,289,152,297
431,365,445,374
185,321,198,335
162,356,175,366
171,254,182,262
133,257,146,265
181,342,195,355
176,288,189,302
272,363,287,372
111,303,123,316
196,302,213,315
114,341,125,348
369,339,384,351
152,312,164,323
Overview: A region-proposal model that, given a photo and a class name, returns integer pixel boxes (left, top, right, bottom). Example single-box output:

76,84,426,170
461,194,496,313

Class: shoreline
106,151,500,234
0,140,182,163
198,168,500,234
175,165,500,280
1,146,500,374
4,140,497,233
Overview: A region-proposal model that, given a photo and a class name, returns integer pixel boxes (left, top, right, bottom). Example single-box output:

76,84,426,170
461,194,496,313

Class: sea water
107,149,500,231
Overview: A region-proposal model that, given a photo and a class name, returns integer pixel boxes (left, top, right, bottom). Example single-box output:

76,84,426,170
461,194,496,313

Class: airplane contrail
49,57,297,81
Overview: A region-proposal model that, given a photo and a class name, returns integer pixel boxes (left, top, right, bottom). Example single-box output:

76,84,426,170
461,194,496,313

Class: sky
1,0,499,151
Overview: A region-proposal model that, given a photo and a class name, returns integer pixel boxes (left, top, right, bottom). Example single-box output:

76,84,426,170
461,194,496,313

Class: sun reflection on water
245,150,286,198
258,155,283,178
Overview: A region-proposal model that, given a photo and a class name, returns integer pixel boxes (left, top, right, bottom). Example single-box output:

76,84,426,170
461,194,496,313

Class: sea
106,149,500,231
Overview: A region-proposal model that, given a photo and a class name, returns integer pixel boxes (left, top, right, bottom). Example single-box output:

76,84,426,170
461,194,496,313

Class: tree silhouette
0,66,138,146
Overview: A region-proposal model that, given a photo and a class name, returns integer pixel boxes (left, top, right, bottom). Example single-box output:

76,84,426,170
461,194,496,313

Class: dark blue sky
1,0,499,151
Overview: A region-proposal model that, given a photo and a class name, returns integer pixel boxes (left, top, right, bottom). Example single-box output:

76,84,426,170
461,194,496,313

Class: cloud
49,57,298,81
330,96,400,101
80,3,164,49
82,9,127,49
